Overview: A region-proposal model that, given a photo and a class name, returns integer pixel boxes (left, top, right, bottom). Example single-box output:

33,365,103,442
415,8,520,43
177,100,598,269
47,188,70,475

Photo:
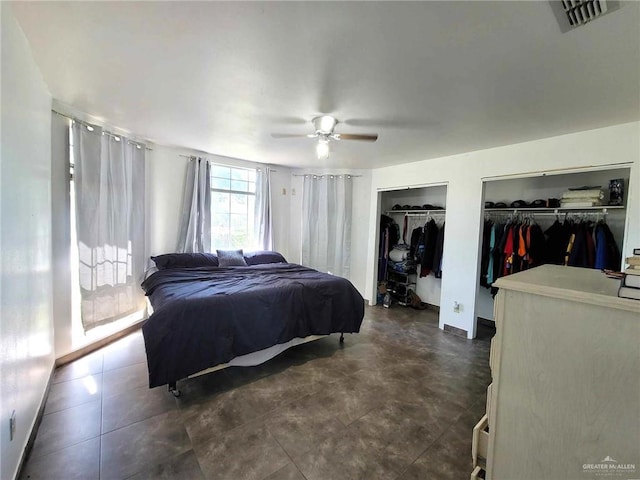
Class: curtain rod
178,154,277,172
52,109,152,150
292,173,363,177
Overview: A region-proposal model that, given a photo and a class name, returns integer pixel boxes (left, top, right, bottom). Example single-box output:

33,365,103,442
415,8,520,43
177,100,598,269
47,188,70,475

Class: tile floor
20,306,493,480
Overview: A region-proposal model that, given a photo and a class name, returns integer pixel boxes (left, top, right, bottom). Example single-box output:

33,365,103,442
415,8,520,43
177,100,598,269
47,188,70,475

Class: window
210,164,257,250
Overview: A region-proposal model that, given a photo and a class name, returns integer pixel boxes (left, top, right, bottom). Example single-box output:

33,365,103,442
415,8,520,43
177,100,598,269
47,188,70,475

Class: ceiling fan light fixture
316,138,330,160
313,115,338,134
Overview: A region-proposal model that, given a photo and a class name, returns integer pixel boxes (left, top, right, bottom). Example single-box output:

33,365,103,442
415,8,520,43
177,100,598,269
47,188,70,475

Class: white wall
289,169,372,299
148,145,292,260
365,122,640,338
1,4,54,479
50,114,72,357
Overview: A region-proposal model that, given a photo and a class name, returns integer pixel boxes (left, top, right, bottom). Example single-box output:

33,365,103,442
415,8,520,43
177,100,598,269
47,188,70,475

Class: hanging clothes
410,226,422,260
585,226,595,267
568,222,590,268
480,213,621,296
489,222,505,286
378,215,400,281
503,223,516,277
402,215,408,244
545,219,571,265
486,223,497,285
480,219,493,287
526,223,546,269
419,219,439,277
594,221,620,270
433,223,445,278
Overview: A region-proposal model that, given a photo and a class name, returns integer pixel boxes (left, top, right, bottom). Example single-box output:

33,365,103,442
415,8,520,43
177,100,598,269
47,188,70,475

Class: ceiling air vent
549,0,621,32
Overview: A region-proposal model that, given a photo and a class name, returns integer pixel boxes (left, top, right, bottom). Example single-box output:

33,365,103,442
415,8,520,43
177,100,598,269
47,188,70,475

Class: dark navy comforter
141,263,364,388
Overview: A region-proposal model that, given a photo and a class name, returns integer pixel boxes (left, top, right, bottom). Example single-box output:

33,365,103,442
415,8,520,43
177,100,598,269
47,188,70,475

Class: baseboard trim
443,323,468,338
14,361,55,480
477,317,496,327
424,303,440,313
55,320,144,367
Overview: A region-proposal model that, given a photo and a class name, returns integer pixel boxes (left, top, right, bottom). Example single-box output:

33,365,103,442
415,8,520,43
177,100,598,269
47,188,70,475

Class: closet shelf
484,205,624,215
385,209,446,216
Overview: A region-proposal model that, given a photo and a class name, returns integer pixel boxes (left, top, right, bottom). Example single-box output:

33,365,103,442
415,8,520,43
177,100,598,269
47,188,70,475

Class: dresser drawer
472,414,489,469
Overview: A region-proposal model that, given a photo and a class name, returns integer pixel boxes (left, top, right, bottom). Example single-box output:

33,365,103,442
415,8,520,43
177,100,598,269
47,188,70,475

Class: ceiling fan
271,115,378,159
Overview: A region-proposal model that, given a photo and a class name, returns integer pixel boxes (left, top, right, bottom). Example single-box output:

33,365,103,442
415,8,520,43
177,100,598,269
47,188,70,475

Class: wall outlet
453,301,461,313
9,410,16,441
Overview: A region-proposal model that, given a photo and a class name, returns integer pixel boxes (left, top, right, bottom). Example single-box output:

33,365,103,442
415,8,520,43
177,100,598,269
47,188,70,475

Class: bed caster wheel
339,333,344,344
168,383,180,397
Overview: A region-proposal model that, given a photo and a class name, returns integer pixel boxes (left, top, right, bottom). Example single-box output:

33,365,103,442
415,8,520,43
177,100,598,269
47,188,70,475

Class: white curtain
73,123,146,331
302,174,353,278
176,157,211,253
255,167,273,250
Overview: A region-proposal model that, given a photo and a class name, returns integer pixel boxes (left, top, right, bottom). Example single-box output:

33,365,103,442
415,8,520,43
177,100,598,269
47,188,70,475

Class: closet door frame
474,162,634,334
372,182,449,314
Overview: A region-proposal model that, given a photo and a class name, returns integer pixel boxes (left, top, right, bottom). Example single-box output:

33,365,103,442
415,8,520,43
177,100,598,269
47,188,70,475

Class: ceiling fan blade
270,133,309,139
343,117,430,129
263,115,307,125
337,133,379,142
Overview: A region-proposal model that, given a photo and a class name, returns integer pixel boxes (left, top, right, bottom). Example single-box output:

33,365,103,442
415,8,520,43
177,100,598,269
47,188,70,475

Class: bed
141,250,365,396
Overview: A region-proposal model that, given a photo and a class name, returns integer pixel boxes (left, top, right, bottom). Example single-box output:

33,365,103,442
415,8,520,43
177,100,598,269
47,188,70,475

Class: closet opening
475,166,631,327
376,184,448,317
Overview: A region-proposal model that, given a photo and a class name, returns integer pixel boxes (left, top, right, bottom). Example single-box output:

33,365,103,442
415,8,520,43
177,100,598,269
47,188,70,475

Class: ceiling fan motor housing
313,115,338,134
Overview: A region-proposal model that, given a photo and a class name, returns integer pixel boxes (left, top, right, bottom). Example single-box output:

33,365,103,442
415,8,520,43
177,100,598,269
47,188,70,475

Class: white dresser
472,265,640,480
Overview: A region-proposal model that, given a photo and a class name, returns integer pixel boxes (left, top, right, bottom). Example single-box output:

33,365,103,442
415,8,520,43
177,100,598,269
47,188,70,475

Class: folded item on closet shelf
568,185,601,191
562,189,604,200
547,198,560,208
510,200,529,208
561,197,603,204
494,202,508,208
392,204,403,210
530,199,546,208
485,201,495,208
410,205,422,210
560,200,602,207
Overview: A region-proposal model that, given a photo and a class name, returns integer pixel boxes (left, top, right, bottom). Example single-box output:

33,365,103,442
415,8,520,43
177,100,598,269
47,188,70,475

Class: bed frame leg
339,333,344,344
168,382,181,398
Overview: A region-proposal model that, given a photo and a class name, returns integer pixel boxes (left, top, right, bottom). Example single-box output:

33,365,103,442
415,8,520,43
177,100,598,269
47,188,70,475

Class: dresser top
493,265,640,313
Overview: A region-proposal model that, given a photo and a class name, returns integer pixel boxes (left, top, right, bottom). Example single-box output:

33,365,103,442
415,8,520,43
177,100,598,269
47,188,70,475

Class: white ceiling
11,1,640,169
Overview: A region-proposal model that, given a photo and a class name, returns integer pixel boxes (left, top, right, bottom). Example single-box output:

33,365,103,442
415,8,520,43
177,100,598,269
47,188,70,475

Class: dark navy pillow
151,253,219,270
244,250,287,265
